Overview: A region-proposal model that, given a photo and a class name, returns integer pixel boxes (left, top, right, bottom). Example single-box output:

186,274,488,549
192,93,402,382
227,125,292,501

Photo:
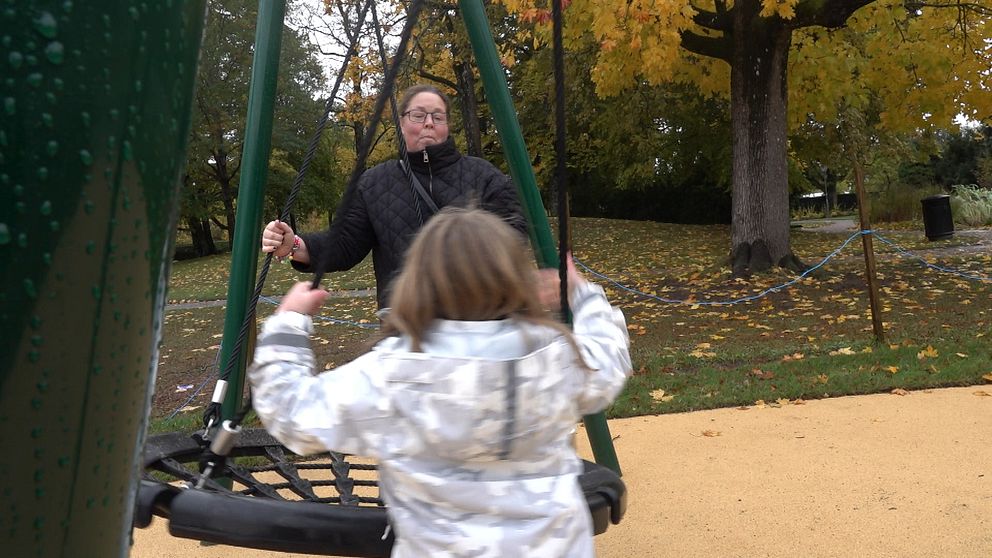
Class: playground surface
130,384,992,557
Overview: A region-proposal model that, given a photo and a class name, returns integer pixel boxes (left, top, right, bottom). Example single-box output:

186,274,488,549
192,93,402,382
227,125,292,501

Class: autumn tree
307,0,520,163
499,0,991,275
183,0,325,253
509,37,734,221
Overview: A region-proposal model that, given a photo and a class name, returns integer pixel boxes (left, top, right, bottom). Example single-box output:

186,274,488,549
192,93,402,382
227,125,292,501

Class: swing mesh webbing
144,430,382,506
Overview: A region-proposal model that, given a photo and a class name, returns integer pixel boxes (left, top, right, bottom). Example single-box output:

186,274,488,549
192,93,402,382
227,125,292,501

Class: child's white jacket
248,281,631,558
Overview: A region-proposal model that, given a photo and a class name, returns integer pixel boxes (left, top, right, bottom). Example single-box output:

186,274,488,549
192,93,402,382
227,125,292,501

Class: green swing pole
457,0,622,475
218,0,287,421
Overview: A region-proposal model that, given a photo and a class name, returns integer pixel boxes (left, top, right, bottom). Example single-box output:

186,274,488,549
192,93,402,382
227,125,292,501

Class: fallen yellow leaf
891,388,909,396
751,368,775,380
650,389,675,403
955,353,968,358
982,373,992,382
885,366,899,374
701,430,721,437
829,347,856,356
917,345,938,360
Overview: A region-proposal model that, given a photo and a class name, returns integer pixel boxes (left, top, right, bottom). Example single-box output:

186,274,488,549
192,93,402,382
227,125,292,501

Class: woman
261,85,529,308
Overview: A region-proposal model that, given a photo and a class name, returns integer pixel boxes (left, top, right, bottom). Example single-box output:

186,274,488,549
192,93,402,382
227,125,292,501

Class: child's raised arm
248,283,387,458
567,265,632,415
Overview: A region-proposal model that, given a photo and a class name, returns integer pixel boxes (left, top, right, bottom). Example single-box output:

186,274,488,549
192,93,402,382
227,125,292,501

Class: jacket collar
407,136,460,172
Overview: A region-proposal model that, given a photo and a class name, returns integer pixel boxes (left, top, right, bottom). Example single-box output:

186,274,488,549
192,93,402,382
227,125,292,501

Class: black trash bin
921,194,954,241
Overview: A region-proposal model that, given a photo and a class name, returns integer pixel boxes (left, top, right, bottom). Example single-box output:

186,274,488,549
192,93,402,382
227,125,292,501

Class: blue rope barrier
575,230,867,306
163,229,985,418
165,348,221,421
163,293,379,419
259,295,380,329
873,233,991,282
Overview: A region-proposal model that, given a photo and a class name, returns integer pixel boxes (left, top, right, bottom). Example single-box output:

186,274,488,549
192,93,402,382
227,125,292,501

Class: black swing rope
199,0,419,434
199,0,374,435
369,2,437,225
195,0,426,492
552,0,571,321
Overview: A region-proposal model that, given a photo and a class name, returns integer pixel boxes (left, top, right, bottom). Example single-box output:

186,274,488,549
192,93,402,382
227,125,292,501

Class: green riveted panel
0,2,206,556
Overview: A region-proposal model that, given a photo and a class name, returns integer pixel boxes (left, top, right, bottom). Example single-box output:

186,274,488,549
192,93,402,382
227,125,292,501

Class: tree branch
680,31,732,62
210,216,229,231
425,1,459,11
417,69,459,91
690,4,732,32
792,0,877,29
906,1,992,16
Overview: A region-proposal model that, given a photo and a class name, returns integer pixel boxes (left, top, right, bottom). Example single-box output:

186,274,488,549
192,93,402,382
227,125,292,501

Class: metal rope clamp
194,420,242,489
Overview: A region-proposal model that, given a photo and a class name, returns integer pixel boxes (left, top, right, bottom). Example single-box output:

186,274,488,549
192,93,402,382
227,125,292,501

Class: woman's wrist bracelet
288,235,301,260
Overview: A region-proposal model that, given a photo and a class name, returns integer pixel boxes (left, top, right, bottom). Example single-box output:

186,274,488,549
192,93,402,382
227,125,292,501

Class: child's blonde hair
382,207,578,354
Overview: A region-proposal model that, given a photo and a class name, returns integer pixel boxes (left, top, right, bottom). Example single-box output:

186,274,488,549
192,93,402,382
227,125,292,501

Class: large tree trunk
210,145,237,244
432,16,482,157
825,172,838,218
216,173,236,245
728,6,803,276
186,216,217,257
453,58,483,157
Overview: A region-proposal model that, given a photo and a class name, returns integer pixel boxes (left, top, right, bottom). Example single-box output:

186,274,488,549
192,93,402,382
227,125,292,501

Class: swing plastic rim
135,429,626,557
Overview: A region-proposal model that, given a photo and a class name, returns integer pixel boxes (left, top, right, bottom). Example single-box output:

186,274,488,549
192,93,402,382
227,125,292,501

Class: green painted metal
218,0,287,421
0,1,207,555
455,1,555,267
457,0,622,475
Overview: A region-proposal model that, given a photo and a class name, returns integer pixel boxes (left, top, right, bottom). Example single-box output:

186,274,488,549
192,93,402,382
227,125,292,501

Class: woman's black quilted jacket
293,137,528,307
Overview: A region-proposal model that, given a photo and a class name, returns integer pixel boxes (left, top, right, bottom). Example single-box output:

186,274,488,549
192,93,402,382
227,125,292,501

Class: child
248,207,632,557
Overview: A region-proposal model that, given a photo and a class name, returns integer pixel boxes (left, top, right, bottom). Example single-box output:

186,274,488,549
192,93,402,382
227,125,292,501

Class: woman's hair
382,207,583,358
398,84,450,115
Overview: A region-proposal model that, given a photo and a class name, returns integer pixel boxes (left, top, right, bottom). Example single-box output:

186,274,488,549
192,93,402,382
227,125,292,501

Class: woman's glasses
403,110,447,124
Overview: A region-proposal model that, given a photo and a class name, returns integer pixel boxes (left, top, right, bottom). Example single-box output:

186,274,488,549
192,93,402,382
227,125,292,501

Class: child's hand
536,267,561,311
277,281,329,315
565,254,588,290
536,254,589,311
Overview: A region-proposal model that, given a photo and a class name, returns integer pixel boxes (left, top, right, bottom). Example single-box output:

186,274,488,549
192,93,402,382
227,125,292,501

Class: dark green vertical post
218,0,287,420
456,0,555,267
0,2,206,555
457,0,622,475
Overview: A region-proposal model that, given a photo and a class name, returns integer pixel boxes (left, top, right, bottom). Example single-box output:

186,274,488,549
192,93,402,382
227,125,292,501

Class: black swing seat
135,429,626,557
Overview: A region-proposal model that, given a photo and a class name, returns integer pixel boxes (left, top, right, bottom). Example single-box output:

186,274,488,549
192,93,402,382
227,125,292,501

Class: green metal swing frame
218,0,621,474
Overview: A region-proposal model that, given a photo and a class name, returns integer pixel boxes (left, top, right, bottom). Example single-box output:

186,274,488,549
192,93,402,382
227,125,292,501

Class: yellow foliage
494,0,991,131
760,0,798,19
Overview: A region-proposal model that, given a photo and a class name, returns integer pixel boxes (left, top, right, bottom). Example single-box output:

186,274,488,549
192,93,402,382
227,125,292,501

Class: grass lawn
151,218,992,430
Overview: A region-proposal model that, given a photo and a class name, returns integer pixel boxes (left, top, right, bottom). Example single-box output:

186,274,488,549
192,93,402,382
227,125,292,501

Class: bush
950,184,992,227
869,185,946,223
